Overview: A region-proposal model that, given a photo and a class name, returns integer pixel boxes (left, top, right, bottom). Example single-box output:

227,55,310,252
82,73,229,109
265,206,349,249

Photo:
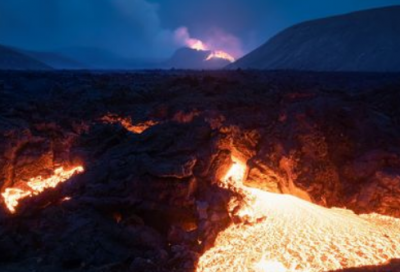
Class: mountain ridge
0,44,52,70
231,5,400,72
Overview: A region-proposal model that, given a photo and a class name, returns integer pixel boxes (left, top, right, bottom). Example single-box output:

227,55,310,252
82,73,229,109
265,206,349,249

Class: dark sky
0,0,399,58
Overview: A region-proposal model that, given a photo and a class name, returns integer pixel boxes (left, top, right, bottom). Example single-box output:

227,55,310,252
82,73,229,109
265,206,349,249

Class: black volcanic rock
231,6,400,72
0,44,52,70
165,47,230,70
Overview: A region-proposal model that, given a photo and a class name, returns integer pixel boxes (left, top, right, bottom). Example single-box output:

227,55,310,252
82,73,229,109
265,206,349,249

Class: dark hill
0,45,52,70
17,49,85,70
231,6,400,72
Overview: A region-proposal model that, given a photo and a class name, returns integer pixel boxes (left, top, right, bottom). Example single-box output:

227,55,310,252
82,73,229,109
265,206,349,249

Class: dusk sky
0,0,400,59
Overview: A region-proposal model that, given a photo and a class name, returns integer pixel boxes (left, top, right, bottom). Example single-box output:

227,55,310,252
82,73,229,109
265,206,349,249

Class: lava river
197,159,400,272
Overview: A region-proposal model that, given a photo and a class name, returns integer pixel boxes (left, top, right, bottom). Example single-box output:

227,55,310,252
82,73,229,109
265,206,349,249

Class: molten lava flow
205,51,235,63
197,158,400,272
2,166,84,213
101,114,158,134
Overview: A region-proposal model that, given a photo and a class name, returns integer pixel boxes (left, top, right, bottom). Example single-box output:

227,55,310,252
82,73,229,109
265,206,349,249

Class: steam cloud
174,27,207,50
0,0,243,59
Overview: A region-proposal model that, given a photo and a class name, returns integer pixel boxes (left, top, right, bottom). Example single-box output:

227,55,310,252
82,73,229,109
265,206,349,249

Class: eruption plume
174,27,239,62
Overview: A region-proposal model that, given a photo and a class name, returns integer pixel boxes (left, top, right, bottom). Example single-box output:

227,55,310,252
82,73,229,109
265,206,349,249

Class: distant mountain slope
165,47,230,69
57,47,129,69
17,50,85,70
0,45,52,70
231,6,400,72
57,47,161,70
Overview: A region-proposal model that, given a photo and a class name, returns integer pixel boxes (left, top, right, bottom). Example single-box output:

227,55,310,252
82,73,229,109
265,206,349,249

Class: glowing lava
205,50,235,63
2,166,84,213
101,114,158,134
186,40,235,63
197,158,400,272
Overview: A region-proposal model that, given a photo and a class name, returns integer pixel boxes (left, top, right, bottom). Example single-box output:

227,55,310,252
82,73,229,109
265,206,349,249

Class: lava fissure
100,114,158,134
2,166,84,213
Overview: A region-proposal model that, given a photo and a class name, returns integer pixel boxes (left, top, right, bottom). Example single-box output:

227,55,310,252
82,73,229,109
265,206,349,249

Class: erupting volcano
176,27,236,63
197,158,400,272
167,26,239,69
188,43,235,63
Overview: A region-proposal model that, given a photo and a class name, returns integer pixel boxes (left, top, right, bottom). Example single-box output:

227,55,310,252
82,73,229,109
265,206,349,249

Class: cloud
174,27,207,50
203,28,244,59
0,0,243,59
0,0,174,57
56,0,171,57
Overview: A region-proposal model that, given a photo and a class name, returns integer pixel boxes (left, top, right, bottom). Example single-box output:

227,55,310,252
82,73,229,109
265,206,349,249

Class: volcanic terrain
0,70,399,272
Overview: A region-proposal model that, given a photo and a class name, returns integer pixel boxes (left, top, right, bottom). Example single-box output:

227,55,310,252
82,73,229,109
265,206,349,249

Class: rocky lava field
0,70,400,272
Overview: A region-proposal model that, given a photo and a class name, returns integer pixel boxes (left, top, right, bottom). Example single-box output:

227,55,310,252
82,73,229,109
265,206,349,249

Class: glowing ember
205,51,235,63
197,158,400,272
61,196,72,202
2,166,84,213
101,114,158,134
